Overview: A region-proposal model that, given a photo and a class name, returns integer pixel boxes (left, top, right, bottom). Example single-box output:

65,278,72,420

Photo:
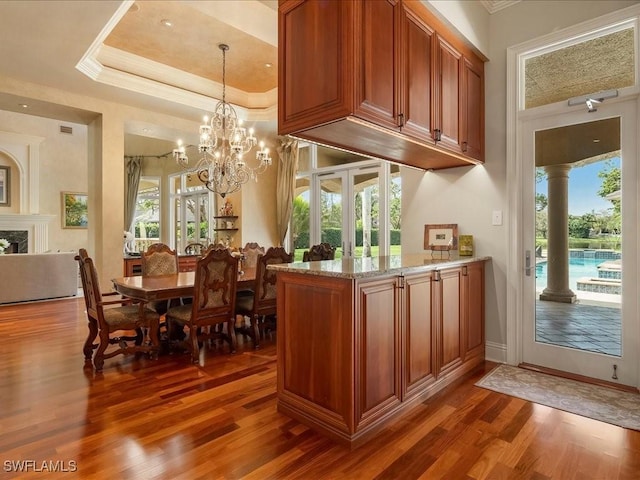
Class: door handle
525,250,532,276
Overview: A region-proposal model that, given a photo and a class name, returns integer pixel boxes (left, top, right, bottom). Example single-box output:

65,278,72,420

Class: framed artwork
0,166,10,206
62,192,88,229
424,224,458,251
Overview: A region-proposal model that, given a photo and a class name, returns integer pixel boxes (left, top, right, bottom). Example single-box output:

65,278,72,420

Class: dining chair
241,242,265,269
202,242,228,255
141,242,180,315
165,248,239,363
185,242,204,255
302,242,336,262
235,246,293,347
76,248,160,372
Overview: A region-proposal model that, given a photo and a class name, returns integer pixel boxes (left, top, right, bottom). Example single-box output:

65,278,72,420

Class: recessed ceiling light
265,63,273,68
593,139,601,143
18,104,28,108
160,19,172,27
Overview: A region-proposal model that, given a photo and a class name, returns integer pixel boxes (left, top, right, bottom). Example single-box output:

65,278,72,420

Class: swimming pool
535,257,603,291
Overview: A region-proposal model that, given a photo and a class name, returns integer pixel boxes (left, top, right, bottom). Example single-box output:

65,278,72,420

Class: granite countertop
268,253,491,280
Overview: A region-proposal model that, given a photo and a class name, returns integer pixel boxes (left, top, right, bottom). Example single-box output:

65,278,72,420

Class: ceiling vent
59,125,73,135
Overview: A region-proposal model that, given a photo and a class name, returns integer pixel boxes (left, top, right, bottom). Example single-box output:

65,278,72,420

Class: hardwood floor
1,298,639,479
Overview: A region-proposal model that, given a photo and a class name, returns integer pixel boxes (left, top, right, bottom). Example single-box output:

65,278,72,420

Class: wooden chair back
253,247,293,316
303,242,336,262
241,242,265,269
191,248,239,329
202,242,228,255
76,248,101,322
142,243,178,276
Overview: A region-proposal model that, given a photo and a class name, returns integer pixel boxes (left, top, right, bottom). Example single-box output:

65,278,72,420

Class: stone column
540,164,576,303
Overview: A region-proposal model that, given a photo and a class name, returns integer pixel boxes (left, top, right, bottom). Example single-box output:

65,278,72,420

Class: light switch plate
492,210,503,226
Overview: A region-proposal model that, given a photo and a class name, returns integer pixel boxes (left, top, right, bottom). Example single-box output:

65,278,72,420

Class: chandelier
173,43,272,198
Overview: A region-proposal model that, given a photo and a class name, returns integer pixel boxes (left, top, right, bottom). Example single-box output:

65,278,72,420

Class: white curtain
124,156,142,233
276,137,299,247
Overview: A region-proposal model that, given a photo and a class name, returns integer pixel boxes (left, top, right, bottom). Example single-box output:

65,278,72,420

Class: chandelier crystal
173,43,271,198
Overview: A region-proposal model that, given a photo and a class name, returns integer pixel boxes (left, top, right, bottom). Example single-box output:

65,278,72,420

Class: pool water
535,257,603,291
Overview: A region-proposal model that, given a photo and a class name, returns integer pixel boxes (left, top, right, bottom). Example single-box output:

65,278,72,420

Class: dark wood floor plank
1,298,639,479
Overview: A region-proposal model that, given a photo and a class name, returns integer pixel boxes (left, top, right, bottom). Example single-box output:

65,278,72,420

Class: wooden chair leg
93,329,110,372
249,315,261,349
83,319,98,361
149,318,160,359
228,319,237,353
189,324,200,363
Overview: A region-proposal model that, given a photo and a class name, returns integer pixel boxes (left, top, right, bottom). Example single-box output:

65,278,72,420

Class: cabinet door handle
434,270,441,282
462,266,468,276
397,275,405,289
398,113,404,128
462,141,468,152
434,129,442,142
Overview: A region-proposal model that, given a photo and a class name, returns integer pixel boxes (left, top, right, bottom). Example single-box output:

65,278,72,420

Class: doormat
476,364,640,431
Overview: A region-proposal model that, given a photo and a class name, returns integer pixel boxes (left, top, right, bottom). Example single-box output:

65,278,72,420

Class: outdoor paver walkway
535,300,621,356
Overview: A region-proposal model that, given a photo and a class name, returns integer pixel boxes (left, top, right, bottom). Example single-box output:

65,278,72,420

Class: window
133,177,160,252
169,173,214,254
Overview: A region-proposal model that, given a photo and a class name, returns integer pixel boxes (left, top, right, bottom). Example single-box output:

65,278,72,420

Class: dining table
111,267,257,303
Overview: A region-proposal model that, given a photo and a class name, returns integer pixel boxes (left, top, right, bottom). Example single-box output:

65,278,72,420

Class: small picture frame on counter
424,224,458,251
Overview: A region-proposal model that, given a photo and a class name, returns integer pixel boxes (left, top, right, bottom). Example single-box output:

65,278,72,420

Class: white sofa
0,252,78,304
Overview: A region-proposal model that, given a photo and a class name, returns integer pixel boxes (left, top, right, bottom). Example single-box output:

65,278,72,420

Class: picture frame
62,192,88,229
424,224,458,251
0,166,10,206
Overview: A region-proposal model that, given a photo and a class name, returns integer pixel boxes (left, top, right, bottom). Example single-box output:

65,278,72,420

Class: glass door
316,172,347,257
521,100,638,386
313,166,384,259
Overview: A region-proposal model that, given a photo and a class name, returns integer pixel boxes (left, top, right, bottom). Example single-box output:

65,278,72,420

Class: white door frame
520,100,638,386
505,5,640,388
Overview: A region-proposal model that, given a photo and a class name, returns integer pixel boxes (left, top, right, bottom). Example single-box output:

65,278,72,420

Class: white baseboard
485,341,507,363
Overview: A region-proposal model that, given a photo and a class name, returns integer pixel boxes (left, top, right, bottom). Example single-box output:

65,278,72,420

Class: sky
536,157,620,215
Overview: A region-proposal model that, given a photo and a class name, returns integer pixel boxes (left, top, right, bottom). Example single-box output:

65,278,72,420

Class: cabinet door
354,0,400,130
434,34,463,155
436,267,463,376
461,55,484,162
278,0,354,134
399,4,435,144
403,271,436,399
355,276,402,425
462,262,485,361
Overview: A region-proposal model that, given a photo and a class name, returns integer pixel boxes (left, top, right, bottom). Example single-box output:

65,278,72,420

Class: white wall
403,0,639,360
0,111,88,253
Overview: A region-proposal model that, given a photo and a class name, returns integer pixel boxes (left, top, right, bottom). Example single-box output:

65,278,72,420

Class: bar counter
271,253,490,448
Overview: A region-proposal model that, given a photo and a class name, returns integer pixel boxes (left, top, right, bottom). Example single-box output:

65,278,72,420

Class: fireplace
0,230,28,253
0,214,55,253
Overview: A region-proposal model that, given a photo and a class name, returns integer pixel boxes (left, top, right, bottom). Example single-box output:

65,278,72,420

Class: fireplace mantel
0,214,55,253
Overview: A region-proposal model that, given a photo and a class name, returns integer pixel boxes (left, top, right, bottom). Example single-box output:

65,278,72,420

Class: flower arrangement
0,238,10,253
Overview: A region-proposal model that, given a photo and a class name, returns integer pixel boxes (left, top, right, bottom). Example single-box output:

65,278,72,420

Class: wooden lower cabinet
276,260,485,448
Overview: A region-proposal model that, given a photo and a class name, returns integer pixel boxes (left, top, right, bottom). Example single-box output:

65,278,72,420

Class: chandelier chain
172,43,272,198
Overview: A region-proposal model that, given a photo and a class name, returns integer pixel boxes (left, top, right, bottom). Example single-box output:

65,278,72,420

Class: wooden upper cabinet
278,0,354,131
353,0,400,130
278,0,485,170
434,34,463,155
462,55,485,162
399,4,435,144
